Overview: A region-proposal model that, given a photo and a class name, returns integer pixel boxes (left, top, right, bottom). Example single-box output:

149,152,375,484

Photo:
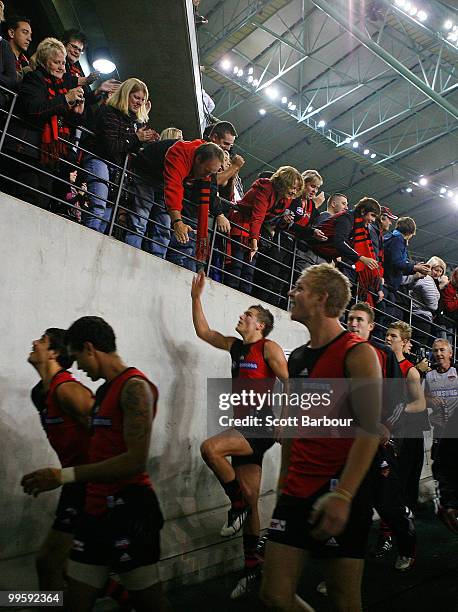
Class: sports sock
222,478,244,507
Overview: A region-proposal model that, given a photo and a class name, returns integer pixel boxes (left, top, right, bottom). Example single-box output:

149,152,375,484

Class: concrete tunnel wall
0,192,308,589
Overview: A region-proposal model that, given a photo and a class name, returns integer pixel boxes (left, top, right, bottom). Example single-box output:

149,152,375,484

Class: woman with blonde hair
83,77,158,233
6,36,84,209
409,255,447,347
159,126,183,141
226,165,304,293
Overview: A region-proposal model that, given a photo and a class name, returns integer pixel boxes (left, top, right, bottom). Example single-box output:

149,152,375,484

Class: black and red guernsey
398,358,414,378
283,331,365,498
230,338,277,419
86,367,158,516
33,370,91,468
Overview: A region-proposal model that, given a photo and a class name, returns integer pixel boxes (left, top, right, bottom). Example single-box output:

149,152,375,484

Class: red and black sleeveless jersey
230,338,277,418
86,367,158,516
32,371,91,468
399,358,414,378
283,331,365,498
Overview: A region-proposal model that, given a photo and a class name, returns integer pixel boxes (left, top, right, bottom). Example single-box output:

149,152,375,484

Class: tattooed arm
21,377,155,493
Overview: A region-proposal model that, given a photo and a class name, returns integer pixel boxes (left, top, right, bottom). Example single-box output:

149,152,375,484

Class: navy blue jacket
383,229,415,290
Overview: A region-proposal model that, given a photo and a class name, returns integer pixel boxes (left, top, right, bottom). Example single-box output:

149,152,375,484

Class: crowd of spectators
0,5,457,360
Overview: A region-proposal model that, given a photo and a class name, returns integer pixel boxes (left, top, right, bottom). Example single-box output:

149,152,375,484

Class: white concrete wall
0,192,308,589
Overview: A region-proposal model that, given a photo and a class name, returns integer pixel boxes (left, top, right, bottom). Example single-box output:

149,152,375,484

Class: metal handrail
0,83,457,360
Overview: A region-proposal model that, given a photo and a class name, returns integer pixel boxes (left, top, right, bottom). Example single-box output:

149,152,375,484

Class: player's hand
309,492,351,540
21,468,62,497
437,506,458,534
191,270,206,299
173,220,195,243
378,423,390,445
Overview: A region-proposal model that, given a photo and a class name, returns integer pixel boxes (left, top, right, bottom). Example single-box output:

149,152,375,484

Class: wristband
172,218,183,226
328,491,352,504
61,467,76,485
334,487,353,502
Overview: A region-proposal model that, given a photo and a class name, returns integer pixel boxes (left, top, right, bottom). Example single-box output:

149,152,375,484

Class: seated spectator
441,266,458,335
0,2,17,109
316,192,348,224
5,15,31,83
165,140,226,271
83,77,157,233
409,256,447,348
5,37,84,209
383,217,430,324
225,166,303,294
160,126,183,141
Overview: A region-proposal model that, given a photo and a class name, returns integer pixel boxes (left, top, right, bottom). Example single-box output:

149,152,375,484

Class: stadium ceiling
198,0,458,266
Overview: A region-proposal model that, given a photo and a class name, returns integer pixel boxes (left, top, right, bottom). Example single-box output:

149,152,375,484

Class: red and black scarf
186,175,218,263
353,216,382,306
67,61,84,79
15,52,29,75
40,75,71,167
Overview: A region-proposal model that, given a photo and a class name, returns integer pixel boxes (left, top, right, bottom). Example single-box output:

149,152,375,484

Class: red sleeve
163,142,194,213
442,284,458,312
248,184,273,240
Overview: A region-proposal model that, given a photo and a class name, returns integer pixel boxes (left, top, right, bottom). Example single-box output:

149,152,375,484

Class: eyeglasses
68,42,84,54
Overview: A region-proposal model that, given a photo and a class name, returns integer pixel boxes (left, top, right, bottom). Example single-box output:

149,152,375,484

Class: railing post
408,294,413,326
205,216,219,276
287,240,298,311
0,93,17,153
107,154,130,237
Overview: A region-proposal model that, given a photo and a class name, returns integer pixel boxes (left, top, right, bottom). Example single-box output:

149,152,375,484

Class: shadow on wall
0,387,60,561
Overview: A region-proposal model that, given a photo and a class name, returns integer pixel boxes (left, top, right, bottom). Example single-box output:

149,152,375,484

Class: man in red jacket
164,140,225,271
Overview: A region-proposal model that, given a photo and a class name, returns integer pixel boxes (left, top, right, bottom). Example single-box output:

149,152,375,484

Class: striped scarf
40,75,71,167
186,175,218,263
15,52,29,75
67,61,84,79
353,216,382,306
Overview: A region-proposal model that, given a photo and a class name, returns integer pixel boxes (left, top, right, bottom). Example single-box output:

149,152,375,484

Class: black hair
249,305,274,337
61,28,88,47
65,316,116,353
4,16,31,34
45,328,74,369
204,121,238,141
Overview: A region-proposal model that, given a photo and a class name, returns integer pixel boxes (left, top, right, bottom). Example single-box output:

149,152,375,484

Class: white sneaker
220,505,250,537
230,567,261,599
395,555,415,571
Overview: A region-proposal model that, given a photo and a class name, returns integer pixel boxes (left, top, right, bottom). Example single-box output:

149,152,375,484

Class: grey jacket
409,275,440,321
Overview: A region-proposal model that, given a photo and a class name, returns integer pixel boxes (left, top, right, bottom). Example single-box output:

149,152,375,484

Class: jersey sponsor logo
92,417,112,427
240,362,258,370
115,538,130,549
270,518,286,532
